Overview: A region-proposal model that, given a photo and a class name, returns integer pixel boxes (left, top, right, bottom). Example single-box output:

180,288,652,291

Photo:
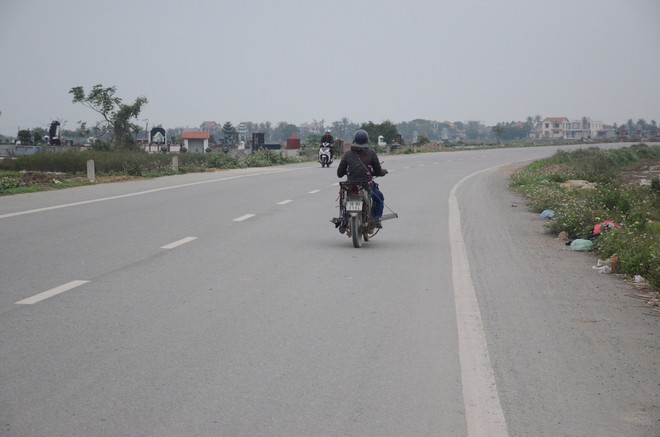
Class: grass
0,149,300,195
510,144,660,291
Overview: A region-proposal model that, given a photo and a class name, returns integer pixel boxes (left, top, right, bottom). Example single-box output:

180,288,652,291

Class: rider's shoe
374,218,382,229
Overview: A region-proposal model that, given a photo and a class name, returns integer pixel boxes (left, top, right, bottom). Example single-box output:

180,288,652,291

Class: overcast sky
1,0,659,136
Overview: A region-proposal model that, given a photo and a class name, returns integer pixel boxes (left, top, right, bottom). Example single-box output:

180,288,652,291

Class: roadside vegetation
0,149,298,195
510,144,660,292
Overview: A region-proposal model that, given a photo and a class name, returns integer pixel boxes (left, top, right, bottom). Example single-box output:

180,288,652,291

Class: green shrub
548,192,602,238
651,178,660,194
596,222,660,289
0,176,21,190
511,145,660,292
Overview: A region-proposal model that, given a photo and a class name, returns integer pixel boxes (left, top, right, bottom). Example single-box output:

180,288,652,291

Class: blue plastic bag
540,209,555,220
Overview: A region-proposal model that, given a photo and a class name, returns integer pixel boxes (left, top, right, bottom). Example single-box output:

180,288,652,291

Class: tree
306,134,321,149
492,124,504,144
32,127,46,144
636,119,648,138
69,84,147,149
626,119,636,138
272,122,299,142
222,121,237,146
417,135,430,146
360,120,398,144
466,121,482,140
17,129,31,144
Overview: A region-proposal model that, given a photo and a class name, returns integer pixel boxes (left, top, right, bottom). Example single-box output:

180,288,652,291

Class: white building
567,118,603,140
181,131,210,153
542,117,570,138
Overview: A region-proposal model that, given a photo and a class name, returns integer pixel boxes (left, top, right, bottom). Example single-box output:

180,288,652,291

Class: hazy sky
1,0,659,136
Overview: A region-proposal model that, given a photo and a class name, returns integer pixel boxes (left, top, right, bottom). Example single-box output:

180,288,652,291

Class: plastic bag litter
570,239,593,251
540,209,555,220
593,220,621,236
592,265,612,273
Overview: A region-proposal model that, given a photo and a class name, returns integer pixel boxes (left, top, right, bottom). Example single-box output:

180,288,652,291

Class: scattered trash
607,255,619,270
570,239,594,251
592,220,621,236
592,265,612,273
589,255,621,274
634,275,645,283
558,231,569,241
561,180,597,190
592,258,615,273
540,209,555,220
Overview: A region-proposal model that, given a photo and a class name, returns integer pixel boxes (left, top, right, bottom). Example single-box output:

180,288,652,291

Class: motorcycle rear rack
379,213,398,221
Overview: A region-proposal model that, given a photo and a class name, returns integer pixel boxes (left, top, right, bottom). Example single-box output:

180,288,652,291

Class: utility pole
143,119,149,150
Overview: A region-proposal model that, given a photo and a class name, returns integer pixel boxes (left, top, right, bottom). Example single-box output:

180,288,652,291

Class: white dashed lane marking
308,190,321,194
161,237,198,249
233,214,256,222
277,200,293,205
16,280,90,305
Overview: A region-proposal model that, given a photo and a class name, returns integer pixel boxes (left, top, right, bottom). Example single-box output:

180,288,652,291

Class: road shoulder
458,163,659,437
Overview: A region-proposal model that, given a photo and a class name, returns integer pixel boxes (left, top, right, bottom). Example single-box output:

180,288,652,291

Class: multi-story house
567,117,603,140
542,117,570,138
199,121,222,140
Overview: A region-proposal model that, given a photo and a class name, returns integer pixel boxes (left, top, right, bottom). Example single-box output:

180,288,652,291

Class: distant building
542,117,570,138
181,131,210,153
567,118,603,140
200,121,221,139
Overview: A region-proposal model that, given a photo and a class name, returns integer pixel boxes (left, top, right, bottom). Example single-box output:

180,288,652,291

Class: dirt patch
619,159,660,186
67,175,145,184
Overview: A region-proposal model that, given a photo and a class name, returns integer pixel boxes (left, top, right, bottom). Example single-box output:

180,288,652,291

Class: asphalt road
1,145,657,436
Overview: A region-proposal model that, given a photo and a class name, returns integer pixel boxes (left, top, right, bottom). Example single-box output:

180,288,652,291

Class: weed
511,144,660,291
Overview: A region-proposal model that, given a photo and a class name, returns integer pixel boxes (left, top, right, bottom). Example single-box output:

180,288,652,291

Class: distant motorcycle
333,180,397,248
318,143,333,167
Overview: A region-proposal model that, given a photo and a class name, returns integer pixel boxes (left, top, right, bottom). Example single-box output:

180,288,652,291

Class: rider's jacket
320,133,334,145
337,149,385,184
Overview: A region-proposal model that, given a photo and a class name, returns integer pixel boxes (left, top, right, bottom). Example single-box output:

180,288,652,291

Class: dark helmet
353,129,369,147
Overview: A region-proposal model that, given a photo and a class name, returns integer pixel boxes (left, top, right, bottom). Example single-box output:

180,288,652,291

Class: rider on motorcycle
320,129,335,160
336,129,388,226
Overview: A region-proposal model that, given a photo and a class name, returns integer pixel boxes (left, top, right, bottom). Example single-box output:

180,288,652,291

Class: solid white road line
16,280,90,305
0,167,303,220
161,236,198,249
233,214,255,222
449,166,509,437
277,200,293,205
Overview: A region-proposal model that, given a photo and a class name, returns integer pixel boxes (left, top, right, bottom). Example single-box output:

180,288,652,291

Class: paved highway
1,145,657,436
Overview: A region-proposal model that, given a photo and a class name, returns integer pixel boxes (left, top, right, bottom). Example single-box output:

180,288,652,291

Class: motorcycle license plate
346,200,363,212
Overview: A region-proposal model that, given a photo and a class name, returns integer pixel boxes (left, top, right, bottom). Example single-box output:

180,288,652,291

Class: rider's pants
371,186,384,219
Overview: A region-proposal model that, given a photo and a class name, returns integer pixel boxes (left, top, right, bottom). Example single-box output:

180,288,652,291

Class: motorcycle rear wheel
350,216,362,248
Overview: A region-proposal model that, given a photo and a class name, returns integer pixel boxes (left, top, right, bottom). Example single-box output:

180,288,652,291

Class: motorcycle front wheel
350,216,362,248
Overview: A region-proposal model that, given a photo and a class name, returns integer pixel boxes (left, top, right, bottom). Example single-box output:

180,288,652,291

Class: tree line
4,84,658,149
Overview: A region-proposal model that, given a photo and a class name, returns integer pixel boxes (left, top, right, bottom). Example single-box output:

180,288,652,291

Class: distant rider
320,129,335,160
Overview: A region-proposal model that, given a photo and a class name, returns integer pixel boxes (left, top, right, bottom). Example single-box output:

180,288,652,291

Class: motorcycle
318,143,333,167
332,181,398,248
